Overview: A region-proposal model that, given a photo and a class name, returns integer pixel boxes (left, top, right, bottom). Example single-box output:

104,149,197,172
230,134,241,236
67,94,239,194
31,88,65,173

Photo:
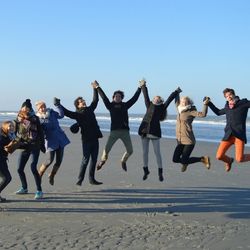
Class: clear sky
1,0,250,114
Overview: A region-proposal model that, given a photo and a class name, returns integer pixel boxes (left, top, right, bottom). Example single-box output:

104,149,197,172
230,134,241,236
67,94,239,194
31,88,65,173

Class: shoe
143,166,150,180
16,187,28,194
89,179,103,185
225,158,234,172
76,180,82,186
202,156,211,169
121,162,127,172
0,196,7,202
97,161,106,171
158,168,164,181
48,174,55,186
34,191,43,200
181,164,188,172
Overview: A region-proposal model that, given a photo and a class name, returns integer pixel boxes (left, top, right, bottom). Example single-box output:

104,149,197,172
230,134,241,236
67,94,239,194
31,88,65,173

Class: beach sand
1,128,250,249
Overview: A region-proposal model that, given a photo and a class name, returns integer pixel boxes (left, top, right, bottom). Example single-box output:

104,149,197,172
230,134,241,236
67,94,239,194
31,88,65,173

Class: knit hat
21,99,32,110
35,100,46,110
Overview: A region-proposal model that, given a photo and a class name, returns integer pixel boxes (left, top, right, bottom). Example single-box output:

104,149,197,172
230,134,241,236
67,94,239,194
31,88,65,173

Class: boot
201,156,211,169
89,163,103,185
158,168,164,182
143,166,150,180
38,164,48,177
48,165,60,186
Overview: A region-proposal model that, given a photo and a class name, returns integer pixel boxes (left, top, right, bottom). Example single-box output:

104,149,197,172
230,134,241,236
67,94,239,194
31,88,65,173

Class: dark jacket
138,86,179,138
15,113,45,150
0,132,11,160
208,98,250,143
97,87,141,131
61,88,102,142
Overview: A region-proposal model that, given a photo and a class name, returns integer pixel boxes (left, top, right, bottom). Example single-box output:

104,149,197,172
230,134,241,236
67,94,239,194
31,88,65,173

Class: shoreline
1,128,250,249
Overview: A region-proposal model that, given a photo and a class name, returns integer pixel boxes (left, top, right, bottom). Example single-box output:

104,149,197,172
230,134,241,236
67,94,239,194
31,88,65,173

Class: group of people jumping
1,79,250,203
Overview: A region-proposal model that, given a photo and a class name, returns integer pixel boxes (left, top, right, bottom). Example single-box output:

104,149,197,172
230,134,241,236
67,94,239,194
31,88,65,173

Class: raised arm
205,97,226,116
125,81,142,109
139,79,150,108
164,87,182,109
54,98,78,120
89,85,99,111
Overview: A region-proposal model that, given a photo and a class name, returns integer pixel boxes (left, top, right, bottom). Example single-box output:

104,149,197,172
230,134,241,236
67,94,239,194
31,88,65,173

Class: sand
1,128,250,250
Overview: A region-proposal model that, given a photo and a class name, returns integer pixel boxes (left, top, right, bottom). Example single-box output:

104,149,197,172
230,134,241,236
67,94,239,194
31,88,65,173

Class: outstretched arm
204,97,226,116
54,98,78,120
125,81,142,109
92,80,111,110
164,87,182,109
139,79,150,108
89,84,99,111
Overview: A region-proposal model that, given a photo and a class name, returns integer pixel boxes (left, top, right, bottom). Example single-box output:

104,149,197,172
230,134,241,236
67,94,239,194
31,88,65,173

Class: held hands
91,80,99,89
139,79,146,87
176,87,182,93
203,96,211,105
53,97,61,106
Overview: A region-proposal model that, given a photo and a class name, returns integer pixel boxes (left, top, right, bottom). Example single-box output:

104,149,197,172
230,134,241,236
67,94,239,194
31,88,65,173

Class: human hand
91,80,99,89
139,79,146,87
53,97,61,106
176,87,182,93
203,96,210,105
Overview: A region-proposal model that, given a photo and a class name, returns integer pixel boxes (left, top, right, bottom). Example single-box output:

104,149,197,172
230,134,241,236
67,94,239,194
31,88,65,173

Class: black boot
158,168,164,182
143,166,150,180
89,163,103,185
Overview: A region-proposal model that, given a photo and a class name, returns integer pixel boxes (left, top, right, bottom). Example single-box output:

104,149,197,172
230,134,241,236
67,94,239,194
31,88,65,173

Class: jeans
44,147,64,168
0,159,12,193
17,147,42,191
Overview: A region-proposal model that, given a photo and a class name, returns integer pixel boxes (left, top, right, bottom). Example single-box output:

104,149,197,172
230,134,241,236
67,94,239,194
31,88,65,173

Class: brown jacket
175,102,208,145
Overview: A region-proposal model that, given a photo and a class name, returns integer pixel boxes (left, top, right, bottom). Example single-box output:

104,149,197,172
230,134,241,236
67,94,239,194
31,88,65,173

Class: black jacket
0,132,11,160
97,87,141,131
208,98,250,143
138,86,179,138
62,89,102,142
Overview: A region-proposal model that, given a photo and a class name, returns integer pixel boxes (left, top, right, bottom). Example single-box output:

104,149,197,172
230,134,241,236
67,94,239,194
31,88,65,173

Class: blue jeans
17,147,42,191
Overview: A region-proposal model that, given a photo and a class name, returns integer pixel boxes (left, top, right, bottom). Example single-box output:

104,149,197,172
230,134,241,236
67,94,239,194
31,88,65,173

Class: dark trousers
172,143,201,165
17,147,42,191
0,159,12,193
78,139,99,182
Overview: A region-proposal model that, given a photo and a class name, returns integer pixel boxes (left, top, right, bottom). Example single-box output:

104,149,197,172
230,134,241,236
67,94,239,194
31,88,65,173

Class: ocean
1,111,250,146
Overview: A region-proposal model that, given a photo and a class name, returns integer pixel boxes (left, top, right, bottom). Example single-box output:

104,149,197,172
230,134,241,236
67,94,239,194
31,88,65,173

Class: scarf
178,104,192,114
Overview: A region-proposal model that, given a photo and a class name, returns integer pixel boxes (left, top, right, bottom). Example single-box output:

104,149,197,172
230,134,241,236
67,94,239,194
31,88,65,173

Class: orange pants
216,135,250,164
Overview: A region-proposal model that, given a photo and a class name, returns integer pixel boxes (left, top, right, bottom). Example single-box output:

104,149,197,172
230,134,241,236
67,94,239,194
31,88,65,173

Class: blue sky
1,0,250,114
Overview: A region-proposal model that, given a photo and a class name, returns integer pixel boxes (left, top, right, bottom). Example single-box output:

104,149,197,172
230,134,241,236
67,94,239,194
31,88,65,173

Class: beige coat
175,103,208,145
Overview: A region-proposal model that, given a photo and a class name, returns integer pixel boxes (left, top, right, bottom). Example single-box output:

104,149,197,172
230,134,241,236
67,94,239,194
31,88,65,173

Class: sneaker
16,187,28,194
202,156,211,169
97,161,106,171
89,179,103,185
34,191,43,200
76,180,82,186
121,162,127,172
225,158,234,172
181,164,188,172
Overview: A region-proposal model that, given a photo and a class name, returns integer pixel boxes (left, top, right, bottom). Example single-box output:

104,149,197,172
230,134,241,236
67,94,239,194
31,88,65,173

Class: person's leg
30,148,42,191
48,147,64,185
120,130,133,171
89,140,102,185
172,143,184,163
16,150,30,192
76,142,90,185
151,139,164,181
0,161,12,194
235,137,250,162
216,137,234,171
141,137,150,180
39,151,55,177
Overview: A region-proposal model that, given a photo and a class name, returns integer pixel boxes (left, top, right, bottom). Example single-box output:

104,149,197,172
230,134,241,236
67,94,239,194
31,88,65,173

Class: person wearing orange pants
206,88,250,171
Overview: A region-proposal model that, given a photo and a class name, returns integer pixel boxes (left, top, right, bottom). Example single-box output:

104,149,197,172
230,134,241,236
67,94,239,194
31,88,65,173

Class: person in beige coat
172,94,211,172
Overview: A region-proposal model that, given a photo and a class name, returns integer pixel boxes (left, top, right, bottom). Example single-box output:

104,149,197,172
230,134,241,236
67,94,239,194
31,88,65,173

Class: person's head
179,96,193,107
74,97,86,110
113,90,124,103
223,88,235,102
1,121,14,136
152,96,164,105
21,99,32,112
35,101,46,114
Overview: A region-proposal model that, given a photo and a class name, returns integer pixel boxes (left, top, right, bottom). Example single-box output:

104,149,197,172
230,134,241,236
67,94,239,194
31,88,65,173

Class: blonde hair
35,100,46,110
180,96,193,106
